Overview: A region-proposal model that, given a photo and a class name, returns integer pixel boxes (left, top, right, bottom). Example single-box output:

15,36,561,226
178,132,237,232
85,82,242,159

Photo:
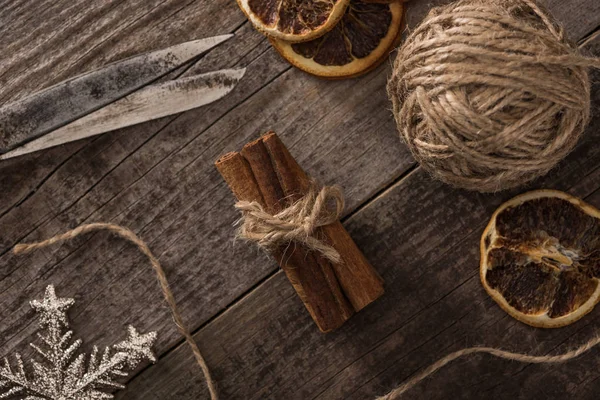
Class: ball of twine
387,0,600,192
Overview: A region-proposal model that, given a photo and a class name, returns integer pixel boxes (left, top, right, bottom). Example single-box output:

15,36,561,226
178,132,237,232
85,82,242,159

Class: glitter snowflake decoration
0,285,157,399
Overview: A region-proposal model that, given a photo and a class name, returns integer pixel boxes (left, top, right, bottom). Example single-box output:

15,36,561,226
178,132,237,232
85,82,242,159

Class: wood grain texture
118,10,600,400
119,51,600,399
0,0,412,390
402,0,600,42
0,0,599,399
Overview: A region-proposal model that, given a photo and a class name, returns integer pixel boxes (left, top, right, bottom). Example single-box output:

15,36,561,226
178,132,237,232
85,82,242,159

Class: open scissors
0,34,244,160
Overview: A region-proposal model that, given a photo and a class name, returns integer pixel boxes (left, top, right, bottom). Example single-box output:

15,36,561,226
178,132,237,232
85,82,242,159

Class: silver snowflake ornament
0,285,157,399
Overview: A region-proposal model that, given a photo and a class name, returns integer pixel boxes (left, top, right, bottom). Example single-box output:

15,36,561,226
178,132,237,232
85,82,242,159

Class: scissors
0,34,245,160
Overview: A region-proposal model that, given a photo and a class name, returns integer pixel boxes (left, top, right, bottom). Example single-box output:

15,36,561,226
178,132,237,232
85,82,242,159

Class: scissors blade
0,34,233,154
0,68,246,160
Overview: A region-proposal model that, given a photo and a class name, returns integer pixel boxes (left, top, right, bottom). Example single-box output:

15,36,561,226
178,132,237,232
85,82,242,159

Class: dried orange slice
270,0,404,78
481,190,600,328
237,0,350,42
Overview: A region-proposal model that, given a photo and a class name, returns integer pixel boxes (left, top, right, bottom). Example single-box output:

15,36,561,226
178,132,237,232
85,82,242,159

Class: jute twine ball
387,0,599,192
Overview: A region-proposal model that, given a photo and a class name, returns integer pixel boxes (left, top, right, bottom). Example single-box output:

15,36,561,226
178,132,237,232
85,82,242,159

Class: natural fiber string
12,229,600,400
377,335,600,399
387,0,600,192
234,184,345,264
13,223,219,400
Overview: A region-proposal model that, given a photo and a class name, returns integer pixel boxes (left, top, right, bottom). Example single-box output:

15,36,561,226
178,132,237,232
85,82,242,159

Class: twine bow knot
234,185,345,264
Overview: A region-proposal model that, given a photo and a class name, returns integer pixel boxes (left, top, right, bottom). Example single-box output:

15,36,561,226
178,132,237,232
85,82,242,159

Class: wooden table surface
1,1,600,399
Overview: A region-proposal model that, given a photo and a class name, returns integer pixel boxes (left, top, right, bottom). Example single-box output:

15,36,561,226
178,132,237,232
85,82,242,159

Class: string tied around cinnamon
234,184,345,264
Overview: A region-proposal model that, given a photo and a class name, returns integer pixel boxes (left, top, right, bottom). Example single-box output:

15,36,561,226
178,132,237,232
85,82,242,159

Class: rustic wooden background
1,0,599,399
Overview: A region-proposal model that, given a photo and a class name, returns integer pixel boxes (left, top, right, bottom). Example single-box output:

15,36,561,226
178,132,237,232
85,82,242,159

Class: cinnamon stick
216,151,262,202
216,140,353,332
262,132,384,311
216,132,384,331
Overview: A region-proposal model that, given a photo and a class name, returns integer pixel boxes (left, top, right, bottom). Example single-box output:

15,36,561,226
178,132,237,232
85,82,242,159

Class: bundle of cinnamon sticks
215,132,384,332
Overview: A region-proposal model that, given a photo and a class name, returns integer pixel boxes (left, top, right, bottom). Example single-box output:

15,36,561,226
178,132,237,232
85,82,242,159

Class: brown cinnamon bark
262,132,384,311
216,139,353,332
215,151,262,202
216,132,384,331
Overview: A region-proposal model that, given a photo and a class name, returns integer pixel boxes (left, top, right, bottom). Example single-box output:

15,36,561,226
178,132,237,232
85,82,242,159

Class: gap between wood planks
119,19,600,393
0,42,291,356
310,34,600,399
0,19,286,358
0,28,283,275
1,1,593,274
0,18,254,221
1,3,598,396
579,21,600,46
119,162,420,384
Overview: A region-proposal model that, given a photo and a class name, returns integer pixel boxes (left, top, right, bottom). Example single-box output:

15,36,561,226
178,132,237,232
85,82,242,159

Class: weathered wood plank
0,0,245,102
0,0,598,399
402,0,600,42
0,0,412,376
0,0,248,217
1,0,596,218
117,25,600,400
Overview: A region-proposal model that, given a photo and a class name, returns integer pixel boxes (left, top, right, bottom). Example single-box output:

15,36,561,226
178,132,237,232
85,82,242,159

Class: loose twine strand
377,336,600,399
13,223,219,400
10,223,600,399
234,184,345,264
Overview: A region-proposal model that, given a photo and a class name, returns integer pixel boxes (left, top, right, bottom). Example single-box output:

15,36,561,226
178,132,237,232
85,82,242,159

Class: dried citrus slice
270,0,404,78
481,190,600,328
237,0,350,42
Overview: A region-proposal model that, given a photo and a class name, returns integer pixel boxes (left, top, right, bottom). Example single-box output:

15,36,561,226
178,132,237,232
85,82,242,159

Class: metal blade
0,34,233,154
0,68,246,160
